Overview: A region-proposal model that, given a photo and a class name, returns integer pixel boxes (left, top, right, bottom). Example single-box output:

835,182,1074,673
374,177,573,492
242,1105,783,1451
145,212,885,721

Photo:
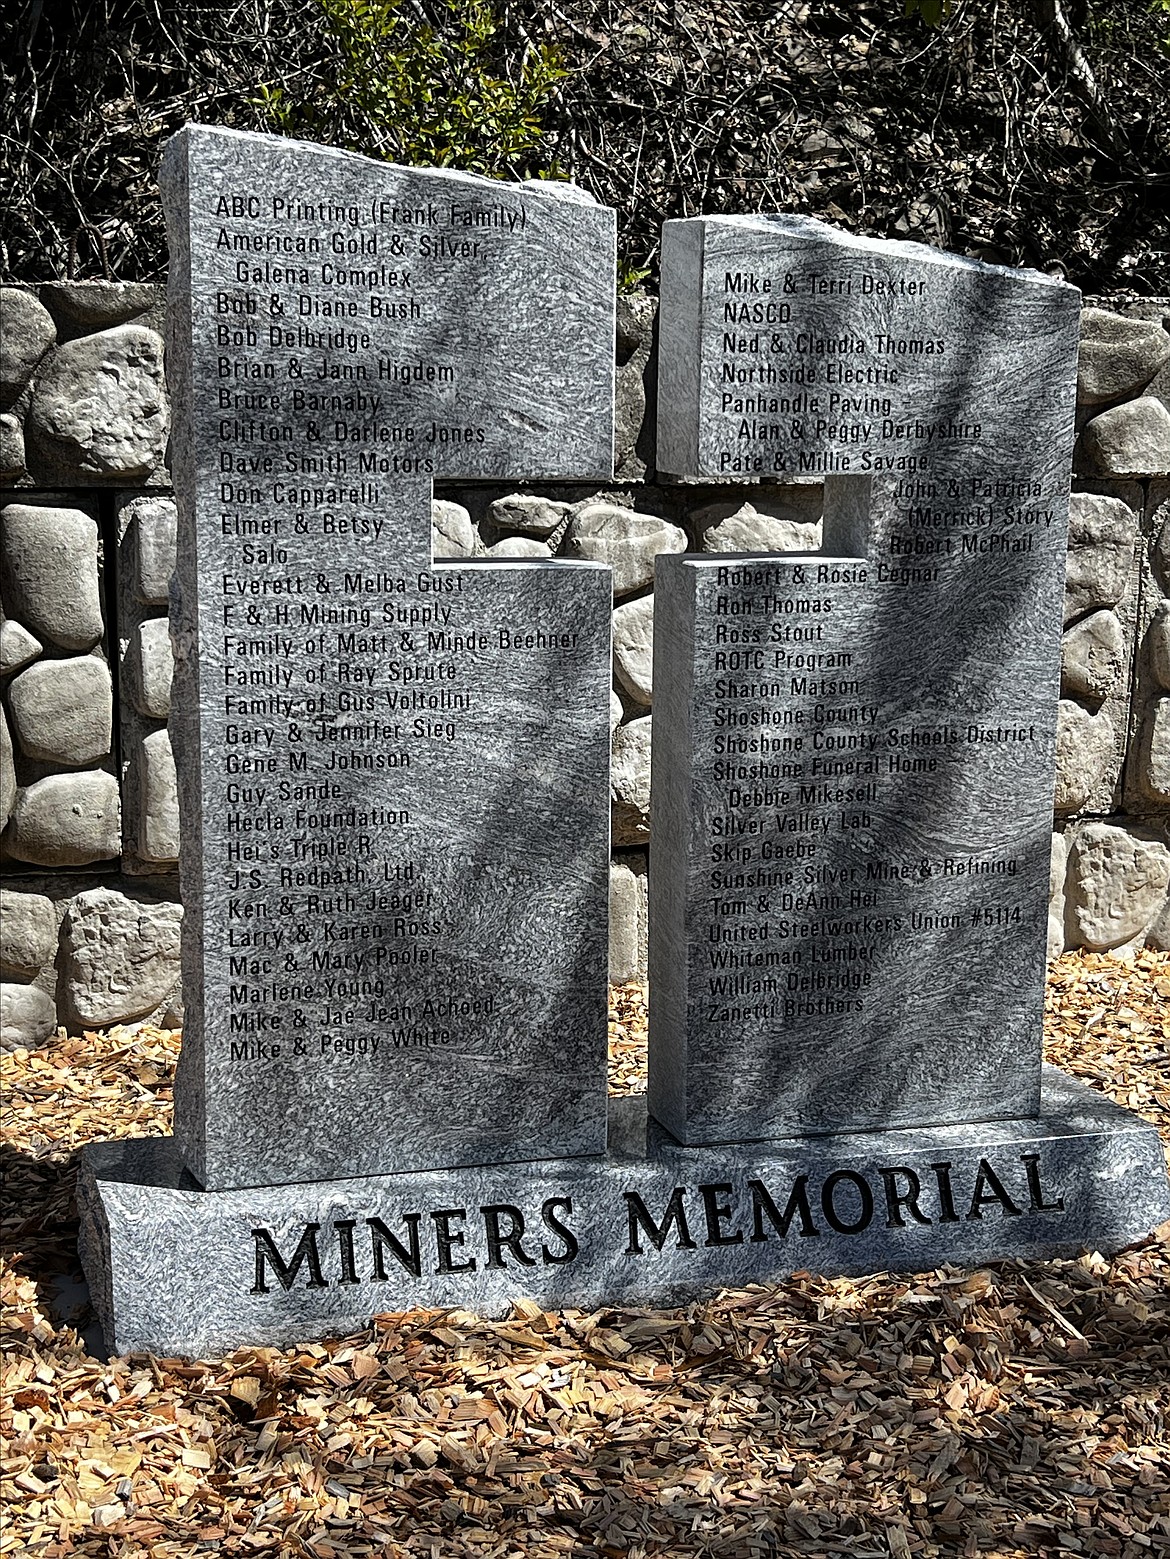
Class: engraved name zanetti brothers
166,128,616,1189
651,216,1082,1147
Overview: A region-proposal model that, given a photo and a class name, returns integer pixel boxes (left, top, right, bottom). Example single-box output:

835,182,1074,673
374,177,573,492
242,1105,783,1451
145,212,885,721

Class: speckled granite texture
77,1066,1169,1358
650,216,1081,1145
162,128,616,1188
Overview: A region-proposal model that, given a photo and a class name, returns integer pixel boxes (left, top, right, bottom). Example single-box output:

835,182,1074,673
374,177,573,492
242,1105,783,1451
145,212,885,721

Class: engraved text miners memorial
77,132,1169,1357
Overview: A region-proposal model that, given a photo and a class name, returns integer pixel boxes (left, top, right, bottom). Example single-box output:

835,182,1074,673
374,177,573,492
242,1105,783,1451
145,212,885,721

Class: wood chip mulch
2,951,1168,1559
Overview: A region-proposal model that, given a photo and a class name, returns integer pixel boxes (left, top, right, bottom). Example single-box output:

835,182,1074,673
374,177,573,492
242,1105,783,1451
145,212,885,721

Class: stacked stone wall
2,283,1168,1043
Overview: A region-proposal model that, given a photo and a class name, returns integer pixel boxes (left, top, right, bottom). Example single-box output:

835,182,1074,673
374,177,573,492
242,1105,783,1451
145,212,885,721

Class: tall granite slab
77,1068,1170,1357
651,215,1081,1144
162,127,615,1189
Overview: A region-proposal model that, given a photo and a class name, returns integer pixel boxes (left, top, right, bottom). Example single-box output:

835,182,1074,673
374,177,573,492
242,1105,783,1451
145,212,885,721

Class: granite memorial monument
76,183,1169,1358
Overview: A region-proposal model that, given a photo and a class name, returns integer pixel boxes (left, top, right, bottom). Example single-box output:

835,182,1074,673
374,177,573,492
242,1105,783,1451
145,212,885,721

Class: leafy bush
256,0,565,177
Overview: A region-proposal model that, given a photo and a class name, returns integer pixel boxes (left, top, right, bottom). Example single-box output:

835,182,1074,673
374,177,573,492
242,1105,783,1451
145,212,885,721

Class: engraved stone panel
162,126,616,1190
651,215,1079,1144
76,1076,1170,1358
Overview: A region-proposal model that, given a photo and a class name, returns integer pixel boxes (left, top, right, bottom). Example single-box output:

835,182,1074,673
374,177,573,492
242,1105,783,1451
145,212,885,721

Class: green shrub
256,0,565,177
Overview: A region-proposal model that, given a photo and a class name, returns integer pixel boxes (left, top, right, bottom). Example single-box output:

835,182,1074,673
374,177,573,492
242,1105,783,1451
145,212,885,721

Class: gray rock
612,594,655,706
39,280,160,331
615,293,657,480
485,494,567,538
1147,600,1170,691
1053,699,1114,815
132,617,174,717
1048,832,1067,960
483,536,552,560
63,887,183,1028
1060,609,1125,702
1077,308,1170,405
1,711,14,826
612,715,652,845
563,503,687,598
0,503,104,650
1068,822,1170,952
694,497,823,555
1134,696,1170,805
0,619,42,676
609,855,649,982
26,325,169,481
0,288,56,400
1146,893,1170,953
5,771,121,866
0,888,58,980
1079,396,1170,478
0,411,26,479
128,496,178,604
1063,492,1136,623
137,729,180,862
7,655,112,765
1154,503,1170,592
1,984,57,1050
431,499,478,559
610,690,624,734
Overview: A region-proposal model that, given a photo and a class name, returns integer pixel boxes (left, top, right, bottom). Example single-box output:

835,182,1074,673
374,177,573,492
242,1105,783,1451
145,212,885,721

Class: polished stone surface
651,216,1081,1144
77,1065,1170,1357
162,127,616,1189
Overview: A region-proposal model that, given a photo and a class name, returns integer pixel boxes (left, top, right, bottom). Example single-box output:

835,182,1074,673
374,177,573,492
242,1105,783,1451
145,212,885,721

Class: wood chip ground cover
2,951,1167,1558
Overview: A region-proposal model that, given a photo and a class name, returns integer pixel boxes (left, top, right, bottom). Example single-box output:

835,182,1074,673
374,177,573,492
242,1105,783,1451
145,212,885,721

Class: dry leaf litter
2,950,1167,1558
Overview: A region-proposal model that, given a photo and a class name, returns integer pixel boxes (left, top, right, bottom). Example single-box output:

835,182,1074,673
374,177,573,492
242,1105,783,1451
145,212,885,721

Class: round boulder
62,887,183,1028
1,983,58,1050
1,711,15,827
1079,396,1170,478
0,619,43,676
137,729,181,863
0,288,56,401
483,536,552,559
1,503,104,650
1059,610,1125,703
612,594,655,706
0,411,26,480
1148,600,1170,691
1077,308,1170,405
563,503,687,598
132,617,175,718
431,499,478,559
5,770,121,866
1053,699,1114,815
485,494,567,539
7,655,112,765
26,324,169,481
1069,822,1170,952
0,888,58,981
612,715,651,845
1063,492,1136,624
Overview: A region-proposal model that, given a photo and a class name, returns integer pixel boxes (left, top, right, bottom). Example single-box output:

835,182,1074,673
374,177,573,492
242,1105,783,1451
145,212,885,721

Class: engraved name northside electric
250,1152,1067,1293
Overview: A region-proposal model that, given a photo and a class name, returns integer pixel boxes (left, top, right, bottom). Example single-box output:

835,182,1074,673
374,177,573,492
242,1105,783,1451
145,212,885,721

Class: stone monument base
78,1065,1169,1358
